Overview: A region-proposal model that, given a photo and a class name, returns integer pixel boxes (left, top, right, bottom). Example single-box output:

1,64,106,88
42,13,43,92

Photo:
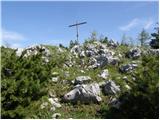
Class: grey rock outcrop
73,76,91,85
103,80,120,95
16,45,51,63
70,45,82,57
63,83,102,104
108,40,117,48
119,63,138,73
127,47,141,59
79,51,86,58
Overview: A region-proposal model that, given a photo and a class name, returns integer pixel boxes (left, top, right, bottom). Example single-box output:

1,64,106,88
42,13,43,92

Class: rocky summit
1,37,159,119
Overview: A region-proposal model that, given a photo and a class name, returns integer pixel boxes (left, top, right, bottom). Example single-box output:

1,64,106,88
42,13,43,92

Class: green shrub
98,54,159,119
1,48,53,118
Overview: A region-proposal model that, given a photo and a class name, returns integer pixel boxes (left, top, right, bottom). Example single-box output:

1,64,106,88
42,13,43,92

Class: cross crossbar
69,22,87,27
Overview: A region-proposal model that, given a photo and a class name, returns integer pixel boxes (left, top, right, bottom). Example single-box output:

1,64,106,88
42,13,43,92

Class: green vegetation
1,47,54,118
1,29,159,119
98,54,159,118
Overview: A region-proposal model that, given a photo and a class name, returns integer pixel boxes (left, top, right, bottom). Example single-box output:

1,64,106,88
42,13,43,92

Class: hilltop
1,36,159,118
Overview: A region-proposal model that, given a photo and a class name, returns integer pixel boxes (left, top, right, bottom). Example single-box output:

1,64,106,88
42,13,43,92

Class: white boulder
63,83,102,104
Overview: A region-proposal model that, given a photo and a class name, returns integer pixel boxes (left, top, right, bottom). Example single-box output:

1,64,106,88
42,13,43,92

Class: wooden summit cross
69,21,87,41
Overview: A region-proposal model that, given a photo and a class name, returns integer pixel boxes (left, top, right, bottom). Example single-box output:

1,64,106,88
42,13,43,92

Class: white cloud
119,18,140,31
10,43,22,49
144,19,153,29
0,29,26,48
119,18,154,31
2,29,25,41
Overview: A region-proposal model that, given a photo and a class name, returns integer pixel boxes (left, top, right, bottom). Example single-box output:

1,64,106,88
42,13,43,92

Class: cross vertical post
76,21,79,41
69,21,87,42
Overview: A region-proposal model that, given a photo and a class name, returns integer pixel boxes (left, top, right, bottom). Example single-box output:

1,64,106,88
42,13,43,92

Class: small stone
49,93,56,98
48,98,61,108
98,81,106,87
80,70,85,73
125,84,131,90
52,72,59,76
79,51,86,58
98,69,109,79
52,113,61,119
74,76,91,85
40,102,48,109
52,77,59,82
53,98,59,102
51,106,56,111
123,76,128,81
64,71,70,77
132,77,136,81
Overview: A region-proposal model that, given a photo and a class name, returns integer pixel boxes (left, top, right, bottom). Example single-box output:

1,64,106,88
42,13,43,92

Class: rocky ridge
13,40,159,119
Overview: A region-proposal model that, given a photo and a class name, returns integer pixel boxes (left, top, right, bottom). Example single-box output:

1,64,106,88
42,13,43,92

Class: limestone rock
125,84,131,90
98,69,109,79
70,45,82,57
103,80,120,95
79,51,86,58
108,40,117,48
16,45,51,62
52,113,61,119
74,76,91,85
52,72,59,77
122,76,128,81
16,48,24,56
40,102,48,109
119,63,138,73
63,83,102,104
52,77,59,82
127,47,141,59
48,97,61,108
98,81,106,87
